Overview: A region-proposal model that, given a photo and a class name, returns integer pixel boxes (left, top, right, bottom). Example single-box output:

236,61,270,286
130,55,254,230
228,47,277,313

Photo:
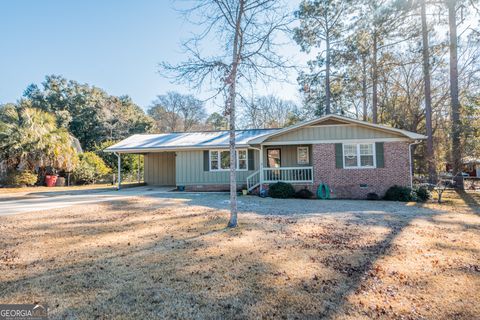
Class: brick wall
312,142,411,199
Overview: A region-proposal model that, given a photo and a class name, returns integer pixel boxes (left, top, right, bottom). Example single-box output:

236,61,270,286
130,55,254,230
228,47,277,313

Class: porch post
259,144,264,191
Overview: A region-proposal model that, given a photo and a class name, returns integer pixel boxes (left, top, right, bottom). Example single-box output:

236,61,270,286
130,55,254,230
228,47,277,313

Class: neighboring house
105,114,426,198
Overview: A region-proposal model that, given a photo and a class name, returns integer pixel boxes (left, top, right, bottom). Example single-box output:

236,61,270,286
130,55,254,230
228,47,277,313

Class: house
105,114,427,199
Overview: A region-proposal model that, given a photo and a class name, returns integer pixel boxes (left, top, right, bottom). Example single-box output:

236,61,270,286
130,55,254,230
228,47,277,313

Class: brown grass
0,191,479,319
0,184,114,194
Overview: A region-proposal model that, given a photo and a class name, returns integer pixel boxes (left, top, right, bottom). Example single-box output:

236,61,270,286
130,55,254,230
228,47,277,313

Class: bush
295,188,314,199
414,186,431,202
384,185,416,202
6,171,38,186
366,192,380,200
268,182,295,199
73,152,111,184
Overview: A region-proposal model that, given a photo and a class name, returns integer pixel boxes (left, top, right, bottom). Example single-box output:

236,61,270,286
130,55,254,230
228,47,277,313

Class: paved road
0,187,171,216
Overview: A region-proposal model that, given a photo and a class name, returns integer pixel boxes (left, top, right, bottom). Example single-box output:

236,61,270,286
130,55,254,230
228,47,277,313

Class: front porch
246,144,314,192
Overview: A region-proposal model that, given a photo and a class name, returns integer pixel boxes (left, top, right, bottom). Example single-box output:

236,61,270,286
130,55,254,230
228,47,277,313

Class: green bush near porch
268,182,295,199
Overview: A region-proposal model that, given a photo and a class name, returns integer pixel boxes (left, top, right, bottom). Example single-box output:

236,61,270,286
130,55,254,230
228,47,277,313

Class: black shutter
248,149,255,170
203,150,210,171
335,143,343,169
375,142,385,168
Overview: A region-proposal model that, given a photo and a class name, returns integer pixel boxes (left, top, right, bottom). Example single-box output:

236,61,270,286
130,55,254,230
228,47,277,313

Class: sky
0,0,305,113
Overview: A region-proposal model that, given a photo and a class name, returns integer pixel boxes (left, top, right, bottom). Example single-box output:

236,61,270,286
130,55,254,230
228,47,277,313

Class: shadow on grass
456,190,480,215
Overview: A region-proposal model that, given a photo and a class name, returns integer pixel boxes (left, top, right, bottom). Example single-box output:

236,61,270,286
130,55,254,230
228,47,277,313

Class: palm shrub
0,104,79,172
269,182,295,199
73,152,111,184
5,171,38,186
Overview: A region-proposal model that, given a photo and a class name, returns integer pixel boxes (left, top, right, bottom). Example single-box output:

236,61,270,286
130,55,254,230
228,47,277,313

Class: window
209,149,248,171
343,143,375,168
267,149,281,168
238,150,247,170
359,144,374,167
297,146,309,165
343,144,358,167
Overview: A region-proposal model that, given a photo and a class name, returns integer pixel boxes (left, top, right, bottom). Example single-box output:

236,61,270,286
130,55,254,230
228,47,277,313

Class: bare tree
241,95,301,128
148,92,206,132
160,0,291,227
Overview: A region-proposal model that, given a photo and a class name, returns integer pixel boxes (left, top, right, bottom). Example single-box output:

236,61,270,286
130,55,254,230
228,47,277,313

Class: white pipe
409,140,422,188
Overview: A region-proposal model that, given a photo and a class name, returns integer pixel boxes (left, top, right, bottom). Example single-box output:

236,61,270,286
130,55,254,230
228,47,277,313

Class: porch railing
263,166,314,183
246,170,260,192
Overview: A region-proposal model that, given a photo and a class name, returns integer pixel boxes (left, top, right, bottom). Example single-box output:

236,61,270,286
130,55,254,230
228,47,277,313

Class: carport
105,151,176,190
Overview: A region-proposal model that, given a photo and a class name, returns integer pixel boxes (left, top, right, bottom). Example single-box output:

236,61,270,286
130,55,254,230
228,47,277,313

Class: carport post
115,152,121,190
137,154,141,183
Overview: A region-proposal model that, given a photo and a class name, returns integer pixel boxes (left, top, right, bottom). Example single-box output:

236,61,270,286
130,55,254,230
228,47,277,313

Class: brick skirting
183,184,247,192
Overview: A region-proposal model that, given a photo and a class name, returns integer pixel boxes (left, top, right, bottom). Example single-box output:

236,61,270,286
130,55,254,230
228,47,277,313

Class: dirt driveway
0,191,479,319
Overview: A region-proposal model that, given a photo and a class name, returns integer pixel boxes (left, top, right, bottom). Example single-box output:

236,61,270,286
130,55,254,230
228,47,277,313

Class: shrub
268,182,295,199
6,171,38,186
384,185,416,202
414,186,431,202
73,152,111,184
295,188,314,199
366,192,380,200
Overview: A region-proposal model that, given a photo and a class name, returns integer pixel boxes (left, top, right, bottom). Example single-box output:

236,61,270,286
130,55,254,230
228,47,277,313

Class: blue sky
0,0,303,113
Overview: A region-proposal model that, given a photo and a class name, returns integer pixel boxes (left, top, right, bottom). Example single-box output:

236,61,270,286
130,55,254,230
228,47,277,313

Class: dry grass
0,184,114,194
0,191,479,319
0,182,145,195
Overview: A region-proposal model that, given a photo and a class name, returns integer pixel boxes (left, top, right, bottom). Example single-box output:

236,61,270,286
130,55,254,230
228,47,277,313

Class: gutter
409,140,423,188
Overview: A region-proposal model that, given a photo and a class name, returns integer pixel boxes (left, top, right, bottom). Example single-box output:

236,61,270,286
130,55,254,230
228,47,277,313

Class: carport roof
104,128,278,153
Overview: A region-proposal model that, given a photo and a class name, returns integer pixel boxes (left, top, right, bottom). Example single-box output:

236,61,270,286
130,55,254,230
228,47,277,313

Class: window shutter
248,149,255,170
203,150,210,171
375,142,384,168
335,143,343,168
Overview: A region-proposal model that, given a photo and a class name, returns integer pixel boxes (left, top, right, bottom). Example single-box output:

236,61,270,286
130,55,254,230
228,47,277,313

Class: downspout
114,152,121,190
409,140,422,188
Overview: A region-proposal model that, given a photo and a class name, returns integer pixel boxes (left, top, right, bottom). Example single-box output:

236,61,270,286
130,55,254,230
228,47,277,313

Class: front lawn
0,191,479,319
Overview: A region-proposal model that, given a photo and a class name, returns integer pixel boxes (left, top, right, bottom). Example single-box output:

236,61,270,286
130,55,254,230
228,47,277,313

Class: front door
267,148,281,168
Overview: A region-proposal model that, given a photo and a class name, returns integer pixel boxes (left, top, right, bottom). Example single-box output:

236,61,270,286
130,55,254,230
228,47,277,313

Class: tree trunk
372,33,378,124
447,0,463,189
325,34,331,115
421,0,436,184
226,0,244,228
362,54,368,121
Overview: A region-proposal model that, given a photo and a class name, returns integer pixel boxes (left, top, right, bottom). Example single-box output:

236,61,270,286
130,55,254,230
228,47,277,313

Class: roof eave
104,144,253,153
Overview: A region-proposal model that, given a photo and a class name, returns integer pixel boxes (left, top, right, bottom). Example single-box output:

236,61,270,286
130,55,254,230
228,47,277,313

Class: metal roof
104,128,278,153
105,114,427,154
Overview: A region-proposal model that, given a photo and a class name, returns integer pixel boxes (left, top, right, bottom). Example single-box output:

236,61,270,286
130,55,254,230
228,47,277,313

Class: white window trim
342,143,376,169
297,146,309,165
209,149,248,171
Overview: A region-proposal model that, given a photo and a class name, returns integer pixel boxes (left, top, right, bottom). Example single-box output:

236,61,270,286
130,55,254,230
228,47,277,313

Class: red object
45,175,58,187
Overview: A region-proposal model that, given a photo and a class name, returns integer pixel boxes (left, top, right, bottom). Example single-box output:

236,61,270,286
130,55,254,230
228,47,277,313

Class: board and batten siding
144,152,176,186
266,125,401,143
176,149,259,186
263,145,312,167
